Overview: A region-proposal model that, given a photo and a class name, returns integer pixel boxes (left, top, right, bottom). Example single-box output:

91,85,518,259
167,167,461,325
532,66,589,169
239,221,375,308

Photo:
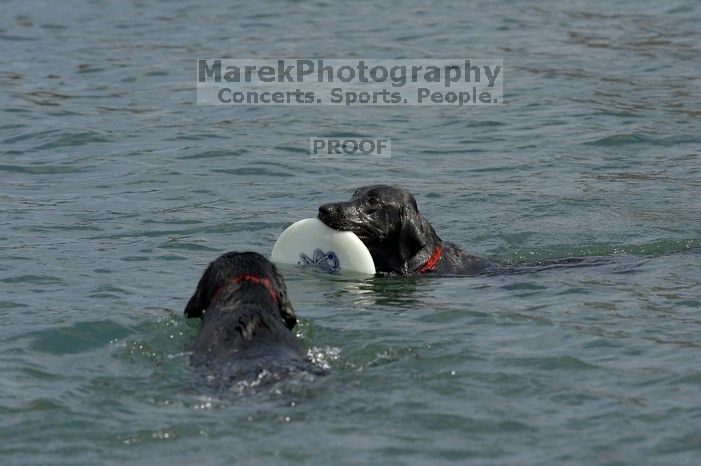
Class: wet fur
184,252,321,385
317,185,611,276
318,185,495,275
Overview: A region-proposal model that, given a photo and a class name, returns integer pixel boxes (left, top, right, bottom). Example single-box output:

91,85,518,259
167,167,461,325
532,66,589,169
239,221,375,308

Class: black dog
184,251,320,385
318,185,496,276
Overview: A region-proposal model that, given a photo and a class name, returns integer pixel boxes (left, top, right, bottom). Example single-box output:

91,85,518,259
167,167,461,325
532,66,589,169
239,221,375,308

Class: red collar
211,274,278,303
416,245,442,273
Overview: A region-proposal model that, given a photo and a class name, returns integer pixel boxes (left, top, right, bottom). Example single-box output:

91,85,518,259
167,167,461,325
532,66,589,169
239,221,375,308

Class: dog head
317,185,439,273
184,251,296,329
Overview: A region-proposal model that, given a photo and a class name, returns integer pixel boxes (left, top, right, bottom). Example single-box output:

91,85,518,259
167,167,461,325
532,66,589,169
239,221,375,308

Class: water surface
1,0,700,464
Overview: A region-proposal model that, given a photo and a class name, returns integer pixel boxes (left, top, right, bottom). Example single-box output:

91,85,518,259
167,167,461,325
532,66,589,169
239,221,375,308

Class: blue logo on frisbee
299,249,340,273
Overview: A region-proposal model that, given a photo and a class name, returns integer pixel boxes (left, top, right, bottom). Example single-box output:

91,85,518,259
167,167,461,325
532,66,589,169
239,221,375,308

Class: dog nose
318,203,335,217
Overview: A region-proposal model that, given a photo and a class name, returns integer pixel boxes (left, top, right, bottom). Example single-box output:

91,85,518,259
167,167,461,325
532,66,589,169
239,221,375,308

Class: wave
491,238,698,265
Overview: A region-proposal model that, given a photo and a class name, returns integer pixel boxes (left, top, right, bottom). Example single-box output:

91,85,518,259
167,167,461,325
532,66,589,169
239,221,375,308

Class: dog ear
270,264,297,330
398,197,433,261
279,297,297,330
184,264,215,318
399,223,424,261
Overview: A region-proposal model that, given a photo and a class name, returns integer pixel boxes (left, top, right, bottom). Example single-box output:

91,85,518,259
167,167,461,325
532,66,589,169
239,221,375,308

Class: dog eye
367,196,379,205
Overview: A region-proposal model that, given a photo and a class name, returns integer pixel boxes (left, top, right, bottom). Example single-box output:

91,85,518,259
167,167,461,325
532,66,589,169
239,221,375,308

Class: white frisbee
270,218,376,274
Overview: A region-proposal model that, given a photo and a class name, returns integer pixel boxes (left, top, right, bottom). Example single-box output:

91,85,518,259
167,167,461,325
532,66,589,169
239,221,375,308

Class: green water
1,0,700,464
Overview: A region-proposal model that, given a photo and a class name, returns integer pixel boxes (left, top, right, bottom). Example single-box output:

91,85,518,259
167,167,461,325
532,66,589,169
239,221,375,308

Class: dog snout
318,203,337,217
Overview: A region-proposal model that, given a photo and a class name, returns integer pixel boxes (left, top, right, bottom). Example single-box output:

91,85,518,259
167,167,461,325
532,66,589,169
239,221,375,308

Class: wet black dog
318,185,496,276
184,251,321,386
